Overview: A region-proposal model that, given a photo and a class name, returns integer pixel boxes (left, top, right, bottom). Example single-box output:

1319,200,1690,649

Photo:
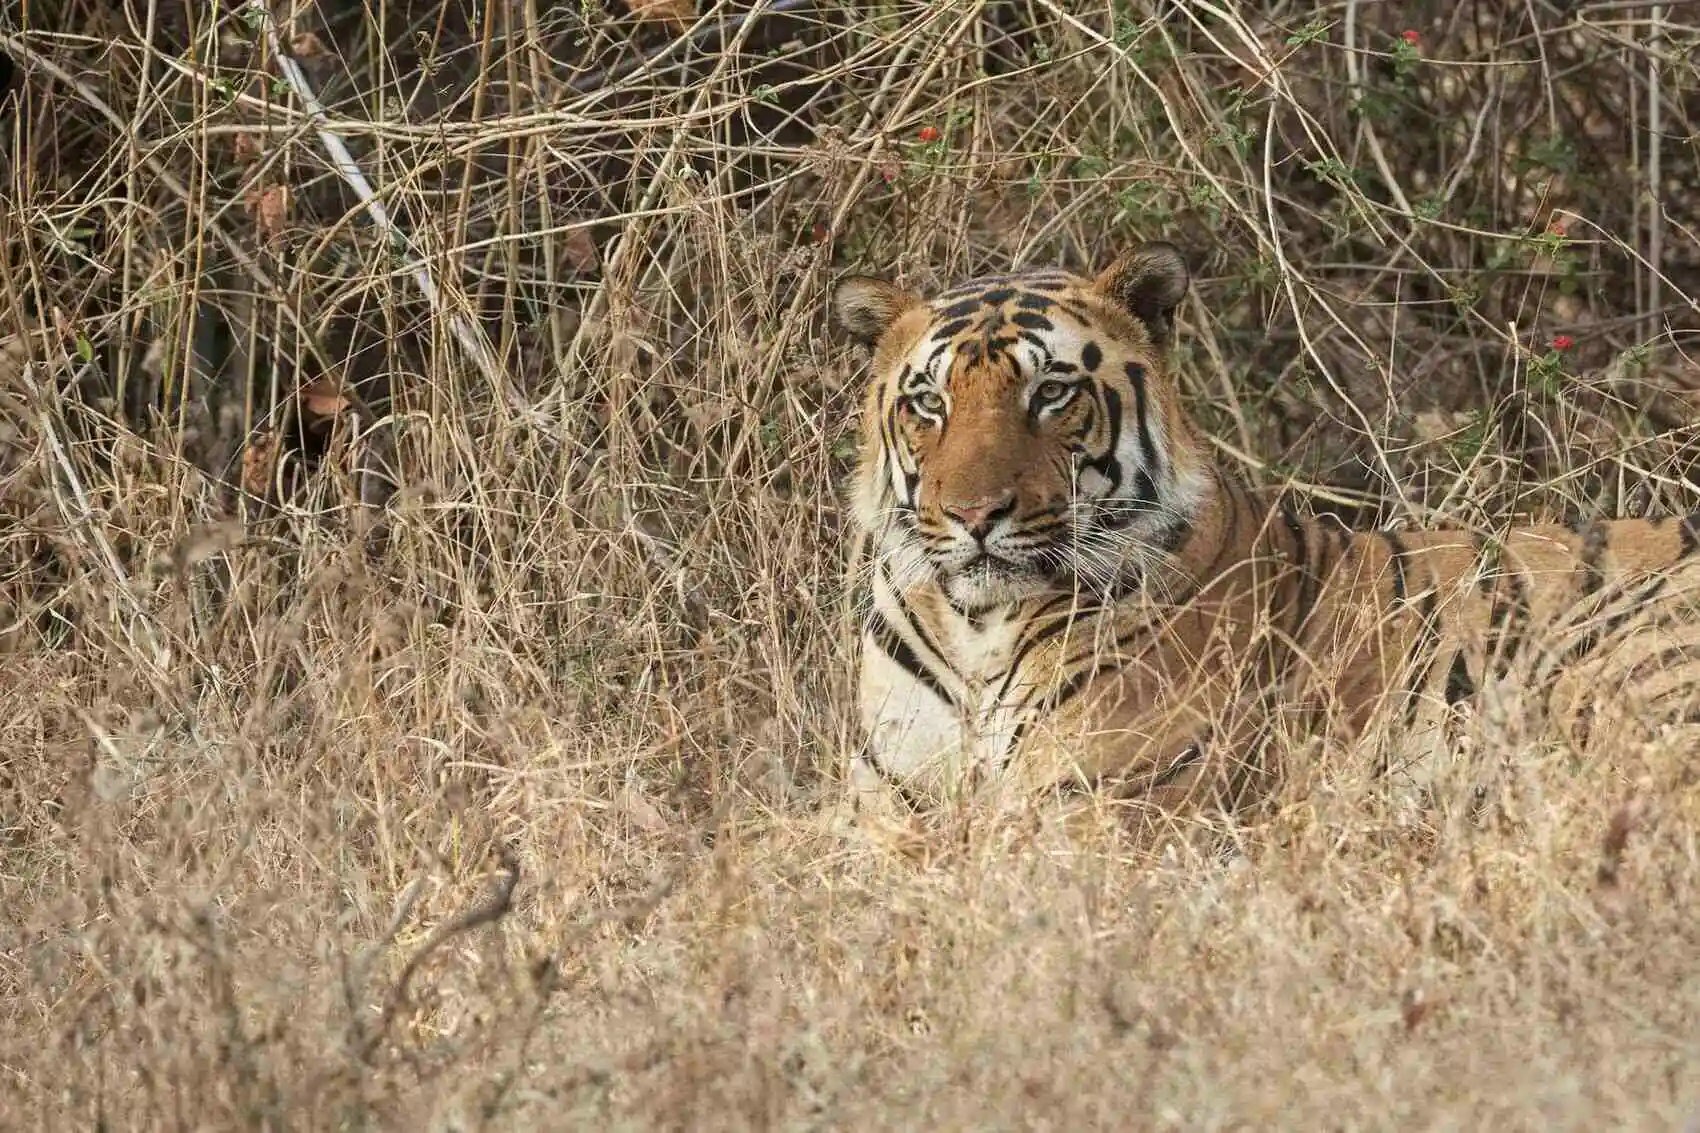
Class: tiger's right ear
1093,242,1191,348
832,275,922,348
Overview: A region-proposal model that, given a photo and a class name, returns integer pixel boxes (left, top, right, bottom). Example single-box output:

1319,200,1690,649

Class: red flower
1401,29,1420,46
1549,224,1566,238
918,125,941,143
1551,335,1575,352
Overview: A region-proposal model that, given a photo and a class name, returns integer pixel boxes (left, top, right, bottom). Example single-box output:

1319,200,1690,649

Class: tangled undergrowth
2,0,1699,1127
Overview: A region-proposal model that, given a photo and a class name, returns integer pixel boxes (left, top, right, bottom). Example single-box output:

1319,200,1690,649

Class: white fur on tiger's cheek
1076,464,1115,499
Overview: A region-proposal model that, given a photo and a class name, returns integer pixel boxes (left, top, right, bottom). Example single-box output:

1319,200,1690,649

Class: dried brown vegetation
3,1,1700,1127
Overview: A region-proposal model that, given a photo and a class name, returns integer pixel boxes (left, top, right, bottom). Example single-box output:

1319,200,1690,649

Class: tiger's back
830,243,1700,825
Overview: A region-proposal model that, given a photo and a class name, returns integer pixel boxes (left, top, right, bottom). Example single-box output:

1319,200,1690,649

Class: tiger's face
834,243,1208,611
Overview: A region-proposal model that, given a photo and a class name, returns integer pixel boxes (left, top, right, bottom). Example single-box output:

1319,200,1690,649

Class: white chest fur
856,583,1030,801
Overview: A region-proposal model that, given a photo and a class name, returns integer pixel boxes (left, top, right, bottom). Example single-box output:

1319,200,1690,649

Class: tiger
831,241,1700,834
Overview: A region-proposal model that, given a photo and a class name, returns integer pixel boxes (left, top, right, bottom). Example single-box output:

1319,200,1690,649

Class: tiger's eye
911,391,946,415
1034,379,1073,405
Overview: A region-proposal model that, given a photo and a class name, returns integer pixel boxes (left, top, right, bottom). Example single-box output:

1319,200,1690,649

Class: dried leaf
245,183,291,246
169,521,247,575
300,376,351,420
242,430,280,497
627,0,695,32
1401,988,1430,1032
232,133,264,165
563,227,599,272
290,31,324,58
141,337,167,380
1596,801,1640,888
615,785,670,835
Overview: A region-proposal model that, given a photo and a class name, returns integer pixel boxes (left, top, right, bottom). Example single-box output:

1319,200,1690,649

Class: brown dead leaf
1596,801,1641,888
615,784,670,836
50,306,75,344
564,227,599,272
290,31,324,58
232,133,264,165
242,430,280,497
627,0,695,32
168,521,248,576
1401,987,1430,1033
245,183,291,246
300,376,351,420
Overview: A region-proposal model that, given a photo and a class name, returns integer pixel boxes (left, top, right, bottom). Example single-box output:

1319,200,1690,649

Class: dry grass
3,0,1700,1127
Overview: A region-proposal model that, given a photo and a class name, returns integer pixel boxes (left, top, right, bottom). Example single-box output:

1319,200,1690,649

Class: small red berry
1551,334,1575,352
1401,29,1420,46
918,125,941,143
1549,224,1566,238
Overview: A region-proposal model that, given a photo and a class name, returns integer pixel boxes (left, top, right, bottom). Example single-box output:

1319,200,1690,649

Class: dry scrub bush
2,1,1699,1127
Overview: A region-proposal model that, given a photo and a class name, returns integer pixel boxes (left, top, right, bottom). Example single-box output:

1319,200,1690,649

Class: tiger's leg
992,657,1265,853
840,634,967,841
1004,729,1266,860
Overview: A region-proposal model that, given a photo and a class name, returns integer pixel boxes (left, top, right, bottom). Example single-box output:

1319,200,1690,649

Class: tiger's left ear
832,275,923,349
1092,242,1191,348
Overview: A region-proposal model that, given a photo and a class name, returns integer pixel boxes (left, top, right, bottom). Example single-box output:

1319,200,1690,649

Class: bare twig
1646,3,1665,345
253,7,511,406
357,846,521,1062
1343,0,1414,217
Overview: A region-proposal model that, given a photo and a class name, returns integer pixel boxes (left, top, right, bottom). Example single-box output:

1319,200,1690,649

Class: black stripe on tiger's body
867,613,955,710
831,242,1700,833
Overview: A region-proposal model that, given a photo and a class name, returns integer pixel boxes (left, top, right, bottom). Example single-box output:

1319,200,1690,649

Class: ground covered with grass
3,1,1700,1126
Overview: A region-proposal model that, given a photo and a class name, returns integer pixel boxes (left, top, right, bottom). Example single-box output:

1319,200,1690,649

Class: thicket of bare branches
2,1,1698,1127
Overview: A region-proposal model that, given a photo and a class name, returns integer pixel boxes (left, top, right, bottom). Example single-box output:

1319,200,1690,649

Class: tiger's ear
1092,242,1190,347
832,275,923,348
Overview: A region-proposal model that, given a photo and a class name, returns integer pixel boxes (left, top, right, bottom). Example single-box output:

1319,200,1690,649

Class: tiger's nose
943,490,1016,538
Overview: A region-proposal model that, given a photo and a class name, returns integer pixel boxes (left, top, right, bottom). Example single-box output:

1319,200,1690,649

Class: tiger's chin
937,557,1057,611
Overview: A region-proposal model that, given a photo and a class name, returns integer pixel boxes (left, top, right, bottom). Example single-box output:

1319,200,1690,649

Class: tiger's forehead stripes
912,274,1108,376
932,269,1078,299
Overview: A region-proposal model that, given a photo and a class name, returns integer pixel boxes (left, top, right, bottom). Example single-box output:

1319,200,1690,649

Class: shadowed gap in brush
569,1,1044,95
567,0,822,94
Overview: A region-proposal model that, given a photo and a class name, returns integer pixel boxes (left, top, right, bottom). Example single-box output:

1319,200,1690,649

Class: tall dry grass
2,0,1699,1127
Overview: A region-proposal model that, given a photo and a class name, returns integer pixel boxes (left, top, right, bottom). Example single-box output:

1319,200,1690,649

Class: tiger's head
833,243,1214,611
